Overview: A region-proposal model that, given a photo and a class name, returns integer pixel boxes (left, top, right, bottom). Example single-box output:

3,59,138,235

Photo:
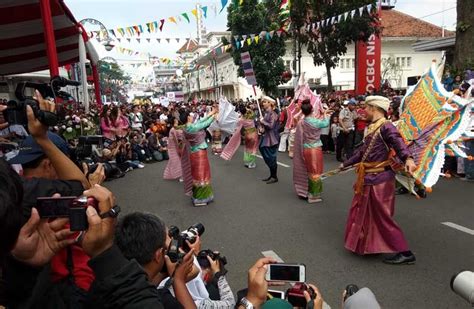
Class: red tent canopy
0,0,81,76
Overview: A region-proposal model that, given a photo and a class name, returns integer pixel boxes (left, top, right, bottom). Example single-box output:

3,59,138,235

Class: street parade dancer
163,117,184,181
221,105,259,168
293,99,331,203
341,96,417,265
259,96,280,184
180,108,219,206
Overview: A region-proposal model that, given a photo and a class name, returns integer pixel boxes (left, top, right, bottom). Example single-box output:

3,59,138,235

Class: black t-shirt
157,288,184,309
21,177,84,220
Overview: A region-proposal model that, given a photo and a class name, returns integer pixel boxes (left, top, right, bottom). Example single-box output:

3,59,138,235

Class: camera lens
168,226,180,238
190,223,205,236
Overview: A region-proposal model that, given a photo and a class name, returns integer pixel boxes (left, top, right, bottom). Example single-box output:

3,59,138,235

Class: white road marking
261,250,331,309
256,155,291,168
441,222,474,235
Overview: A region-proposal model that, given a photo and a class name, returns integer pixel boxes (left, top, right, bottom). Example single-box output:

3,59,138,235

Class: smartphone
268,290,285,299
265,263,306,282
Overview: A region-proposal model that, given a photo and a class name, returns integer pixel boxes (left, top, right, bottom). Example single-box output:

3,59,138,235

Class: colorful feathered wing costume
396,62,473,189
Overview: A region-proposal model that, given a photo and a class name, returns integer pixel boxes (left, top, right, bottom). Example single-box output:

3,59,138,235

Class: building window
351,59,355,69
340,59,345,69
396,57,412,69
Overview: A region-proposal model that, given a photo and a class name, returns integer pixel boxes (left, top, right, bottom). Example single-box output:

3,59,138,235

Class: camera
197,249,227,269
451,270,474,305
286,283,316,307
76,135,104,160
167,223,205,263
2,98,58,127
36,195,98,231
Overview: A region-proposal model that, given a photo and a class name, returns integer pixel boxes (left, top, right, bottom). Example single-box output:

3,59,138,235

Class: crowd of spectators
0,94,388,309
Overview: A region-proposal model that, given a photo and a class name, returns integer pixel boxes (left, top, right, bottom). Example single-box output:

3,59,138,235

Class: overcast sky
65,0,457,77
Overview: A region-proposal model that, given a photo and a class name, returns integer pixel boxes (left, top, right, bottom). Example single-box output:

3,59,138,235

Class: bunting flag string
99,4,211,38
304,3,376,31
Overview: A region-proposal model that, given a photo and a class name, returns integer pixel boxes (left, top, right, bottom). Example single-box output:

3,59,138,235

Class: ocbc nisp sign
355,32,381,95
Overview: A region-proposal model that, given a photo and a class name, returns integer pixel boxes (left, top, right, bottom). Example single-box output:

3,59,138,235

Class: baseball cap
7,132,69,165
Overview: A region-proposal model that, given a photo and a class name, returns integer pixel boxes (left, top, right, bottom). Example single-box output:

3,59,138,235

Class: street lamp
79,18,115,52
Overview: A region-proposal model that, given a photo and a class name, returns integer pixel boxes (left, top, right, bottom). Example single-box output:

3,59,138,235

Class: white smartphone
265,263,306,282
268,290,285,299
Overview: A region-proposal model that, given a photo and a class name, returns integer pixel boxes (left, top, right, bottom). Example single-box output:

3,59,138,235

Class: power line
415,6,456,20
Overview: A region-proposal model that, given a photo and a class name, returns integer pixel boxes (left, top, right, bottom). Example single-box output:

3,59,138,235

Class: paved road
106,147,473,309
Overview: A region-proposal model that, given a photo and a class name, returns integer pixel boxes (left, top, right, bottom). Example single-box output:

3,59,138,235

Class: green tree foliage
293,0,379,90
97,60,130,103
224,0,287,96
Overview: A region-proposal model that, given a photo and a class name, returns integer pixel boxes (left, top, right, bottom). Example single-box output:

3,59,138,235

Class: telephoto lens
450,270,474,305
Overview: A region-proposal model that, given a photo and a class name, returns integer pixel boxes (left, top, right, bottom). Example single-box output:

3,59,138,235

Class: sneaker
137,164,145,169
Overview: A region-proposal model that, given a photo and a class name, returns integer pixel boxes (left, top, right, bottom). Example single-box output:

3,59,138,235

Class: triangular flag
176,38,180,43
316,22,320,29
168,16,177,24
240,40,245,47
344,12,349,20
276,30,283,37
247,38,252,46
338,15,343,23
359,6,364,16
153,21,158,32
126,38,131,43
239,0,244,4
157,38,161,43
136,38,141,43
117,38,121,42
146,23,151,33
191,9,198,19
255,36,259,44
236,40,241,49
366,4,373,14
201,6,208,18
182,13,190,23
139,25,144,33
266,32,271,41
331,16,336,24
133,25,140,35
146,38,151,43
234,35,239,42
269,31,274,38
166,38,171,43
159,19,165,31
250,34,255,40
220,0,228,13
109,29,116,37
259,31,266,38
351,10,356,18
242,35,247,40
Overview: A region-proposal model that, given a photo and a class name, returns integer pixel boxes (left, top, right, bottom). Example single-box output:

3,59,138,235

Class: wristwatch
239,297,254,309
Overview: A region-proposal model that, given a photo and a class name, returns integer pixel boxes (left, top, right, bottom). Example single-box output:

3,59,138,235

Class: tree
293,0,379,90
224,0,286,96
97,60,130,103
453,0,474,71
381,56,402,88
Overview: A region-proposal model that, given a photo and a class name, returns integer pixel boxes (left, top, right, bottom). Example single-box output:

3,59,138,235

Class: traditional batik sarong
293,117,329,200
163,127,184,180
182,116,215,205
221,115,258,168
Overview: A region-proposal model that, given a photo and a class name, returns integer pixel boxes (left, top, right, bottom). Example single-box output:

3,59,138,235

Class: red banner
355,32,381,95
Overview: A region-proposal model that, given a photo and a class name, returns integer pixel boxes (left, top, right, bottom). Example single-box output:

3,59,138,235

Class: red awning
0,0,81,76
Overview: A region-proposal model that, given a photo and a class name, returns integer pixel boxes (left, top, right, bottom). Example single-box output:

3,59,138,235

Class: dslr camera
167,223,205,263
36,195,98,231
197,249,228,269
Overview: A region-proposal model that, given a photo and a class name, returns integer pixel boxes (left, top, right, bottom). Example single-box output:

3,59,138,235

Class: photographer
237,258,324,309
3,92,98,307
196,251,235,309
115,212,198,309
147,131,169,162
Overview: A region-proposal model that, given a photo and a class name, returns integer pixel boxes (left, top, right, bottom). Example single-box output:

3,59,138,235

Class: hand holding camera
246,257,277,307
80,185,117,258
11,194,76,267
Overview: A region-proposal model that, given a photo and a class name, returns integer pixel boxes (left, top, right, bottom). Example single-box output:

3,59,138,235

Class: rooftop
381,9,454,38
177,39,199,54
